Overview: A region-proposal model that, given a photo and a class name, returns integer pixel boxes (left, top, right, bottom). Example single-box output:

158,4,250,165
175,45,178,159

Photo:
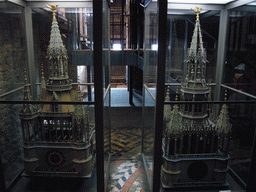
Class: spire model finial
46,4,58,18
192,7,202,21
46,4,58,11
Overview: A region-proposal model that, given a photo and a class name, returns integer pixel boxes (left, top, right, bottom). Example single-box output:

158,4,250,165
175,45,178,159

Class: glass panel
221,86,255,187
102,0,111,191
223,5,256,187
0,2,26,188
142,1,157,189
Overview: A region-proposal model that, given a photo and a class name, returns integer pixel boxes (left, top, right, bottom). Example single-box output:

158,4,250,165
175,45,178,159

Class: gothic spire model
20,5,95,178
161,8,231,188
46,5,70,91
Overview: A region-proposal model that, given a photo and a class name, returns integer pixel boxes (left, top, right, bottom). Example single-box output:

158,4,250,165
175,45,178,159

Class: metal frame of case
1,1,256,192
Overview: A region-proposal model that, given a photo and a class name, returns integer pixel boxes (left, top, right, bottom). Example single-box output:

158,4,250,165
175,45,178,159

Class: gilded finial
192,7,202,21
46,4,58,11
46,4,58,18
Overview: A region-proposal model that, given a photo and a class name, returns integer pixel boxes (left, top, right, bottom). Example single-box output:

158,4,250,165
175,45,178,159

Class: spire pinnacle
46,4,71,91
192,7,202,21
46,4,58,19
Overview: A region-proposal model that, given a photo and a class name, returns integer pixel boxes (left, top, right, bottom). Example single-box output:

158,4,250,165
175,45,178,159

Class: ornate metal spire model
20,5,95,178
161,8,231,188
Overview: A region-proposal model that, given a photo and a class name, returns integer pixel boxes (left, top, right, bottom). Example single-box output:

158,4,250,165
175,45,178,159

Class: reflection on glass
0,2,26,188
223,8,256,187
224,85,255,185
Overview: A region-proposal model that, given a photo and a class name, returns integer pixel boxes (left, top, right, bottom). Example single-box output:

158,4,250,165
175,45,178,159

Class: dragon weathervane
192,7,202,21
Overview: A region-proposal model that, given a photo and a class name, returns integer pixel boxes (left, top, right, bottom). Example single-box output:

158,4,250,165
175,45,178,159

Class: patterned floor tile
104,127,154,156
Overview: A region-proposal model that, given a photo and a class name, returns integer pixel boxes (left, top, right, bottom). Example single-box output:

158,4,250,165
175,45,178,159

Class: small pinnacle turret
216,90,231,135
21,69,33,114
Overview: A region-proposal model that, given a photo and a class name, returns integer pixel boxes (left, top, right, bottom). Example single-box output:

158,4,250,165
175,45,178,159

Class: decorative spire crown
46,4,71,91
46,4,69,80
192,7,202,21
184,7,208,83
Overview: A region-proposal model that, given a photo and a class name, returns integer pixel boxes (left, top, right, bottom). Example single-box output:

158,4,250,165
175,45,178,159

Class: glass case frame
142,1,256,192
0,1,111,192
2,0,256,191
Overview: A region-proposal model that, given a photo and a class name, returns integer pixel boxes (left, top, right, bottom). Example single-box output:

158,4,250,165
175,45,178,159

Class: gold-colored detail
162,165,181,175
72,155,92,164
46,4,58,19
192,7,202,21
46,4,58,11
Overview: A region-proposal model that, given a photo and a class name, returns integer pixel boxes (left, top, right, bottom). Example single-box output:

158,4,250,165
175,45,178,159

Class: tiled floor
107,153,150,192
105,126,154,192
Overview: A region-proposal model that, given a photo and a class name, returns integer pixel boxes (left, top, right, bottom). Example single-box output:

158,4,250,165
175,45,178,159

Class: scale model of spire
46,4,71,91
162,8,231,187
180,7,210,125
184,7,208,86
19,5,95,178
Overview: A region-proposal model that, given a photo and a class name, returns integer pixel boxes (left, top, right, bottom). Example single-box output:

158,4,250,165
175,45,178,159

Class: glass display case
1,1,256,191
155,1,256,191
0,1,110,191
141,1,256,192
